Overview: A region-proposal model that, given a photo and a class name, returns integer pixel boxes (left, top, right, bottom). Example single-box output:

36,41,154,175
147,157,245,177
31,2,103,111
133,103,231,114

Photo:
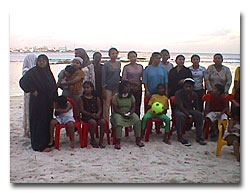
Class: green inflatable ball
151,102,164,114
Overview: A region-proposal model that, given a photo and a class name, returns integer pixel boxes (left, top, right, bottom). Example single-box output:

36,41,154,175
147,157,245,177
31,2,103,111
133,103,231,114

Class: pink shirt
122,64,143,82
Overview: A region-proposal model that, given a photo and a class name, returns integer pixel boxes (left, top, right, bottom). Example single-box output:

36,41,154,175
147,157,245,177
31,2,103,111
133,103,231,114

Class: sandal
99,143,106,149
114,144,121,150
48,140,55,148
90,141,99,148
136,142,145,147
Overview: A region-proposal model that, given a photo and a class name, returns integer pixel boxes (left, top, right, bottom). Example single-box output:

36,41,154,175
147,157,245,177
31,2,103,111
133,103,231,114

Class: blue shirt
142,64,168,94
189,65,206,90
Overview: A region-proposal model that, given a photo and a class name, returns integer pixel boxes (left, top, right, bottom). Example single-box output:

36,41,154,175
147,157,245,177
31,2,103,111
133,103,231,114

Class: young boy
205,84,228,141
141,84,171,144
224,107,240,162
49,95,76,148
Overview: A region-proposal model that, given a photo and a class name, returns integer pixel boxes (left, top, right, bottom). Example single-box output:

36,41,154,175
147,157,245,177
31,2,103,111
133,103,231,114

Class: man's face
183,82,194,93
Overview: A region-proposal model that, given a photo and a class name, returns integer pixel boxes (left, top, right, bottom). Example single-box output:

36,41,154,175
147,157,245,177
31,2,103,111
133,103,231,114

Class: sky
9,0,240,53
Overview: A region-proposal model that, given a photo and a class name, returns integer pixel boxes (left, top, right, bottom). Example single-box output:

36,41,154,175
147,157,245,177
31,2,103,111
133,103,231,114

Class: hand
187,114,192,119
95,113,100,119
33,90,38,96
178,79,185,85
146,91,151,98
216,113,222,119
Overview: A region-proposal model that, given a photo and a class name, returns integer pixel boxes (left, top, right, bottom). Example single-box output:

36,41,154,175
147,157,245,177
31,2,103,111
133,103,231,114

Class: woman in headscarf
19,54,58,152
22,54,37,137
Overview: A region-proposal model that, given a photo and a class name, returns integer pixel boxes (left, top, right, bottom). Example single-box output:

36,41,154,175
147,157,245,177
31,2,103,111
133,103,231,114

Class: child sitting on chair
49,95,76,148
224,107,240,162
205,84,228,141
141,84,171,144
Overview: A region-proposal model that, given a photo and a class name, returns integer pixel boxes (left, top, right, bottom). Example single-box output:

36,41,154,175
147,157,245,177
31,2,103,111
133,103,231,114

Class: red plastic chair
144,96,164,142
55,97,84,150
82,120,111,147
169,96,191,137
202,93,233,139
110,96,130,145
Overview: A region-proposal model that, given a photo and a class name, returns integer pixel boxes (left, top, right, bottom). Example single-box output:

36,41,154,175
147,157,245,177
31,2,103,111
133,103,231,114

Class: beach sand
10,96,240,183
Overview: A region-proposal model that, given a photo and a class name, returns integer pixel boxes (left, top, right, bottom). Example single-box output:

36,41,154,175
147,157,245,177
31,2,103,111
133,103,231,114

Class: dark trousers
175,110,204,141
193,89,205,112
131,87,142,117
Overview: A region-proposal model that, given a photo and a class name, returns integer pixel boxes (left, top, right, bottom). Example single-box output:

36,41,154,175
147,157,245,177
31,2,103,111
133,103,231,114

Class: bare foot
163,138,171,145
71,141,76,149
40,147,52,152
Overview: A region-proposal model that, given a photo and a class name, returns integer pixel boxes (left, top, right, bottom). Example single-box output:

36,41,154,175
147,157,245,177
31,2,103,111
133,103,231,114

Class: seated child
49,95,76,148
205,84,228,141
223,107,240,162
111,80,144,150
141,84,171,144
78,81,107,148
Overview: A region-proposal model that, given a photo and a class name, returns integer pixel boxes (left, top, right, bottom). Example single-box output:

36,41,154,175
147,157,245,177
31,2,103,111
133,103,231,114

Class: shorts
225,135,240,146
206,112,227,122
56,116,75,125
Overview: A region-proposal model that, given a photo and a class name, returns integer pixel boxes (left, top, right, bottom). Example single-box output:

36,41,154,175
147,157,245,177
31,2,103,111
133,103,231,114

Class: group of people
19,48,240,161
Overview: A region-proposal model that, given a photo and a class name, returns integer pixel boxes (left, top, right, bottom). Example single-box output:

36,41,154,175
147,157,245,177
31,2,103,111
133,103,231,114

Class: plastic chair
110,96,130,145
82,120,111,147
143,96,163,141
55,97,84,150
216,120,228,156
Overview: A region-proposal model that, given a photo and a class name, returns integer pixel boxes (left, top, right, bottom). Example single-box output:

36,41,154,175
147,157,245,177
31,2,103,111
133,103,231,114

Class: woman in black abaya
19,54,58,152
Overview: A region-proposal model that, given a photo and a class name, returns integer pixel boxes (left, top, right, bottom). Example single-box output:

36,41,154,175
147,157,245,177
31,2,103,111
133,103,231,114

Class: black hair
175,54,185,60
160,49,170,55
56,95,67,109
214,84,225,94
93,52,102,58
65,65,77,75
151,52,162,58
214,53,223,60
127,51,137,58
82,81,97,96
108,47,119,56
118,80,132,98
191,54,200,61
232,106,240,118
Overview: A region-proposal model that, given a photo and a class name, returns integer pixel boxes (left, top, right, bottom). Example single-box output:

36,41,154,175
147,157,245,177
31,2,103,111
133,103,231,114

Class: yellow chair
216,120,229,156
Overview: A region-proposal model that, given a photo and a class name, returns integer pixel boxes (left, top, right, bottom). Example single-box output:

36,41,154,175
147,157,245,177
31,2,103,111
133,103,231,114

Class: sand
10,96,240,183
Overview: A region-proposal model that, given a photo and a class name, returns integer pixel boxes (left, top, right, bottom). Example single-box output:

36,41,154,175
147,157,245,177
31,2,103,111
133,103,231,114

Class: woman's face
128,53,137,63
176,57,185,65
153,55,161,65
72,60,81,69
161,51,170,62
37,57,47,68
109,50,118,60
213,55,223,65
93,53,102,64
191,56,200,65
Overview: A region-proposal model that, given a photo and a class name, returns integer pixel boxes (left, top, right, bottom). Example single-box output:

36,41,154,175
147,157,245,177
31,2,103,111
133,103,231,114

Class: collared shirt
189,65,207,90
175,89,198,111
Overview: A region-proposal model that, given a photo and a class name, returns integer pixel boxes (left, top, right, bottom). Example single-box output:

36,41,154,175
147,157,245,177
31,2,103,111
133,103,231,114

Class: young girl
122,51,143,116
160,49,174,73
111,81,144,149
49,95,76,148
141,84,171,144
78,81,107,148
205,84,228,141
224,107,240,162
189,54,206,112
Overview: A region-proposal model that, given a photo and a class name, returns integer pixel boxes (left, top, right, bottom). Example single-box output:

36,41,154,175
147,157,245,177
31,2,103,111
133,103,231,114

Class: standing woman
102,47,121,121
93,52,104,101
22,54,37,137
19,54,57,152
189,54,206,112
122,51,143,117
168,55,193,98
143,52,168,98
205,53,232,94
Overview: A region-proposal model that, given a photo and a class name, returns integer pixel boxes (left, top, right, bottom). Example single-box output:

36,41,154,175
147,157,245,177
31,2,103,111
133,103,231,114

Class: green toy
151,102,164,114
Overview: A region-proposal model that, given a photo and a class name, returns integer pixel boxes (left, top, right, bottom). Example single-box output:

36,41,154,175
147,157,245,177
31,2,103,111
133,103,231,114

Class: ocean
10,52,240,97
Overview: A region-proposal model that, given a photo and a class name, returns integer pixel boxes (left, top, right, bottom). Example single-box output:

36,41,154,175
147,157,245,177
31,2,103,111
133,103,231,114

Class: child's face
64,71,72,78
157,86,165,95
191,56,200,65
128,53,137,63
83,84,93,94
122,84,130,94
153,55,161,65
161,52,170,62
109,50,118,60
93,54,102,64
212,87,220,95
72,60,81,70
176,57,185,65
213,55,223,65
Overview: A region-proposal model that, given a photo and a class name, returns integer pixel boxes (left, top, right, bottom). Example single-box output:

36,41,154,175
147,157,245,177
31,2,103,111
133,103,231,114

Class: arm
95,97,103,119
55,103,72,115
228,120,239,133
122,66,128,81
204,66,212,92
224,67,232,94
60,76,82,86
